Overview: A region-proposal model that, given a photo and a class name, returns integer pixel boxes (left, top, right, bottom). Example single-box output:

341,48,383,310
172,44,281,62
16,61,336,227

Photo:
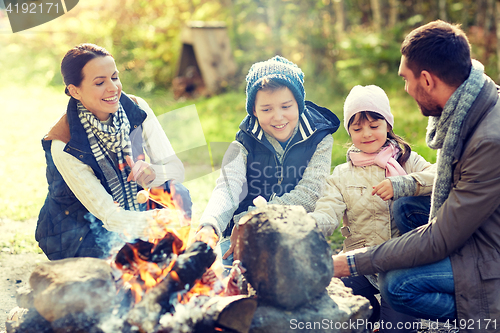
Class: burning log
126,241,217,332
115,232,184,268
157,294,257,333
204,295,257,333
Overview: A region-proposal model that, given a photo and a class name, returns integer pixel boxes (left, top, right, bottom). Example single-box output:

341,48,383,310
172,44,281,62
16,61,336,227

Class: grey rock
237,204,334,310
15,285,34,309
29,257,116,322
250,278,372,333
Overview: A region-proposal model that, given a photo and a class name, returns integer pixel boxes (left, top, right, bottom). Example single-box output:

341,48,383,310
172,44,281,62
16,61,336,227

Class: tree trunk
333,0,345,35
389,0,398,28
438,0,447,21
485,0,495,31
476,0,486,27
495,0,500,82
226,0,243,52
370,0,382,32
461,1,469,31
267,0,282,56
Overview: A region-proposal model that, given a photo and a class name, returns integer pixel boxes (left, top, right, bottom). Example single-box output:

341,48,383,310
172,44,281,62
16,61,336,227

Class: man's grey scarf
77,102,139,211
426,60,486,219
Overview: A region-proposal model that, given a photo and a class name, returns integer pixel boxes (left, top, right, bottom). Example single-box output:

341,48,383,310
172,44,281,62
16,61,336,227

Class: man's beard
416,84,443,117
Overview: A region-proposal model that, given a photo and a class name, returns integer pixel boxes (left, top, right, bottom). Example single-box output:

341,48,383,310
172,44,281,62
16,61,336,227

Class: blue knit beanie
245,56,305,116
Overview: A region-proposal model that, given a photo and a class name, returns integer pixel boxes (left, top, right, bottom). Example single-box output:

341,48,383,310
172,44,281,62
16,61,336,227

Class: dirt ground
0,218,48,333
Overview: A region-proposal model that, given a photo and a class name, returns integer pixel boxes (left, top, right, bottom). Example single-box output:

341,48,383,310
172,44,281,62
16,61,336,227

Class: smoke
85,213,126,258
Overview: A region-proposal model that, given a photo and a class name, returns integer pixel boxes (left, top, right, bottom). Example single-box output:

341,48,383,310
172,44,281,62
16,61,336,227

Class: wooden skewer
137,190,169,209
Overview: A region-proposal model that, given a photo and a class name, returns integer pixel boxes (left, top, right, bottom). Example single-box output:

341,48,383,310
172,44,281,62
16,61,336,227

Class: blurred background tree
2,0,500,250
3,0,500,92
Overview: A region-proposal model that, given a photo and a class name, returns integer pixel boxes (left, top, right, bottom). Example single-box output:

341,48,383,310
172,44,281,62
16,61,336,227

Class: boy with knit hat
196,56,340,267
309,84,435,332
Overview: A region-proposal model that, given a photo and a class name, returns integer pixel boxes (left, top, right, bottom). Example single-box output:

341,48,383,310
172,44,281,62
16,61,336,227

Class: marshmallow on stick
136,190,168,209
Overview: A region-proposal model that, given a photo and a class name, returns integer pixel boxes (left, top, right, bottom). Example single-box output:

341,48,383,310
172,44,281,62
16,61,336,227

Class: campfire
6,192,372,333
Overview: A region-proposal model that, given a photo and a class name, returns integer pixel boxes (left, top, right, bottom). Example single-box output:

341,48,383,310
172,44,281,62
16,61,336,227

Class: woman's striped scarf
77,101,139,211
426,60,486,220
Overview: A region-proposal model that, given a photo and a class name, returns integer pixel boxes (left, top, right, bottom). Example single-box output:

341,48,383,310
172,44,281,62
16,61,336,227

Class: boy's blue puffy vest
36,94,146,260
223,101,340,237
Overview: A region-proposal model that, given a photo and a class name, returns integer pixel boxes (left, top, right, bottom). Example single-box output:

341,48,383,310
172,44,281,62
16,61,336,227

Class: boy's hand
372,179,394,201
195,225,219,249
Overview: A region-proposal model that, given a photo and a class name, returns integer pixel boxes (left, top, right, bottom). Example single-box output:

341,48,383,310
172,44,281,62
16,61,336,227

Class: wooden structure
173,21,237,99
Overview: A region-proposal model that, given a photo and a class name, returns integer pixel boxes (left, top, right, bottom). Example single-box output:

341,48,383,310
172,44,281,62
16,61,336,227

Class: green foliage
328,229,345,254
0,233,43,255
335,27,403,90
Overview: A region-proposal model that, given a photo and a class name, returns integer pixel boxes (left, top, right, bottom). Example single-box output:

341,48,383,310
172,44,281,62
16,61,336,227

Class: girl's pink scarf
349,143,407,177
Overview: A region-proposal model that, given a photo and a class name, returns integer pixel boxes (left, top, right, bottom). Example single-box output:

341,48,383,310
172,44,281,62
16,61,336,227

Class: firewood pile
5,235,255,333
5,204,372,333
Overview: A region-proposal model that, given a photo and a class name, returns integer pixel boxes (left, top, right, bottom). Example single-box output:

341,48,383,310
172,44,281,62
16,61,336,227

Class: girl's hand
372,179,394,201
126,155,156,188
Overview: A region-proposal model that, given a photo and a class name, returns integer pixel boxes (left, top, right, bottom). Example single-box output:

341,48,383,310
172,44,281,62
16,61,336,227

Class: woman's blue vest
223,101,340,236
36,94,146,260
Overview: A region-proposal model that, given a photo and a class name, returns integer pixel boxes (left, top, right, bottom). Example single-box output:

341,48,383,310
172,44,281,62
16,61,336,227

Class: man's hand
126,156,156,188
372,179,394,201
333,254,351,278
223,260,246,296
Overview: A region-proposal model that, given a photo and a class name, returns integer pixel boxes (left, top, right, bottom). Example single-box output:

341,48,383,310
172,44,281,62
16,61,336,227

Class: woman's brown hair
61,43,112,96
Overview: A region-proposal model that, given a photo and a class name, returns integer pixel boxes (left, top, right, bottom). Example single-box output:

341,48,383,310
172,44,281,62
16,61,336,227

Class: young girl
37,44,191,260
310,85,435,332
196,56,340,266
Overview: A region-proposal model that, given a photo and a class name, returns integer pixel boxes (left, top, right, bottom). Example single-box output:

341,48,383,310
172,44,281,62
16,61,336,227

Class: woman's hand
126,156,156,188
372,179,394,201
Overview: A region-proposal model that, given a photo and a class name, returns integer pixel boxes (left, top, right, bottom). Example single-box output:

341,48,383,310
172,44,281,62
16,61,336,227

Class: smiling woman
67,56,122,121
35,43,192,260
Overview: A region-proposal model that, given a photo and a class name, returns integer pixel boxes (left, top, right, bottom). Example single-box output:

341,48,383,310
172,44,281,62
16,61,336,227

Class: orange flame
115,186,226,306
177,280,215,304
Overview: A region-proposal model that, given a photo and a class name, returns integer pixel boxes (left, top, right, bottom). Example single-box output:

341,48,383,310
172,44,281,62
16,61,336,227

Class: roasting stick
137,189,169,209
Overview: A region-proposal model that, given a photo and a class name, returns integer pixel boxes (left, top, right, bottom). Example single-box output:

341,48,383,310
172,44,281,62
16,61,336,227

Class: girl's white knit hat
343,85,394,132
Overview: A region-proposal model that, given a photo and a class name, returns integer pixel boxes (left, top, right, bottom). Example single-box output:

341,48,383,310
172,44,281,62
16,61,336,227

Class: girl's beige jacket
311,151,435,252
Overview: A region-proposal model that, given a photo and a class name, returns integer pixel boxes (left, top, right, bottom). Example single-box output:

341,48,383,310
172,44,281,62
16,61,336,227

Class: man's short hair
401,20,472,88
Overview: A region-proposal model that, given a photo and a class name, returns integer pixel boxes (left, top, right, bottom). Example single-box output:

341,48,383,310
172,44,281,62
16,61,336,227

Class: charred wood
154,295,257,333
126,241,216,332
115,232,183,270
206,295,257,333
